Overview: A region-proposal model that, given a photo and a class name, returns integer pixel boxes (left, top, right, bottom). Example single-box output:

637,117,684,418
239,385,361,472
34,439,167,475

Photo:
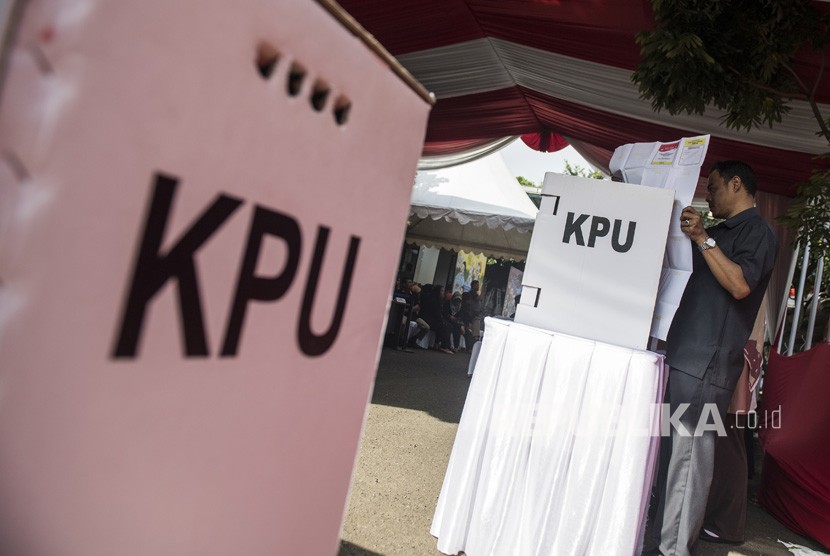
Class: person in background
393,276,412,305
392,276,413,349
643,161,778,556
509,293,521,320
443,291,466,352
405,283,429,349
701,334,764,544
468,280,484,342
419,284,454,354
460,291,474,351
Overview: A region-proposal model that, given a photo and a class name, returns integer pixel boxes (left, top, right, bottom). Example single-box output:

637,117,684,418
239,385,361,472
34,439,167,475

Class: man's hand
679,206,707,244
680,206,751,299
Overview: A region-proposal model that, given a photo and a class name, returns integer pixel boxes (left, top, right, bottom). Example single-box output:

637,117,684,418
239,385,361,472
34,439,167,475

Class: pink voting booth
0,1,431,554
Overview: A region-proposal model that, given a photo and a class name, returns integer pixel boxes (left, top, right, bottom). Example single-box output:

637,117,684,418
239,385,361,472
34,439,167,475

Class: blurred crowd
392,276,485,354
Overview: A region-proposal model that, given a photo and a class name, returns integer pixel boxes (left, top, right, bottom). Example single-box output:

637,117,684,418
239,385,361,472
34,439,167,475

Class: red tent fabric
758,344,830,549
520,131,568,153
339,0,830,196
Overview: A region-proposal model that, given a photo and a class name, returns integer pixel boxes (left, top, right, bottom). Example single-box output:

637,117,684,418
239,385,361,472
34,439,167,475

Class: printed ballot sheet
609,135,710,340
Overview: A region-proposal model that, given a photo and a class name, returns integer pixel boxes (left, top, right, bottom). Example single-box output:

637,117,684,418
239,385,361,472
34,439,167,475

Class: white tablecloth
431,318,667,556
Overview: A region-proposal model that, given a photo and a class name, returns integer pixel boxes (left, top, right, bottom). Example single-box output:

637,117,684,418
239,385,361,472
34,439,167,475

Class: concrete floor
339,347,827,556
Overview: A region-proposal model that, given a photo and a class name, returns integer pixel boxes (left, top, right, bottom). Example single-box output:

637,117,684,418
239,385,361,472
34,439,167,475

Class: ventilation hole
310,80,330,111
287,62,306,96
333,95,352,126
255,42,280,79
2,151,30,181
29,45,54,74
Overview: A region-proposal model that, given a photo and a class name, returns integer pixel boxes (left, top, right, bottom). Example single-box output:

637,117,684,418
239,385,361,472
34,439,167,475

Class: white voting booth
0,1,431,555
433,172,683,554
516,173,674,350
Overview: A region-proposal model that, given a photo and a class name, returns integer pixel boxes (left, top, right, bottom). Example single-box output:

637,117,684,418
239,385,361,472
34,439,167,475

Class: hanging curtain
520,131,568,153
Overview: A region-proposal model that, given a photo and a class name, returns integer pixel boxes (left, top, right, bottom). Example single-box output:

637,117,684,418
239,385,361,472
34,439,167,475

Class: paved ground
339,347,827,556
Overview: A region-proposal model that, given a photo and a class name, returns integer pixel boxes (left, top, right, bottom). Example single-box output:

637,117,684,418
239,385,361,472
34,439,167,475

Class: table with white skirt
431,317,667,556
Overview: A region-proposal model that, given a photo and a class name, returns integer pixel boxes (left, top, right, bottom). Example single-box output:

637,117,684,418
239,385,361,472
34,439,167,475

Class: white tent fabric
407,152,539,260
417,136,517,170
398,39,826,156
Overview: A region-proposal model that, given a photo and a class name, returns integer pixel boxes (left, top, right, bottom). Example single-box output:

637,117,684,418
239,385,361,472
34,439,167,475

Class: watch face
699,237,716,251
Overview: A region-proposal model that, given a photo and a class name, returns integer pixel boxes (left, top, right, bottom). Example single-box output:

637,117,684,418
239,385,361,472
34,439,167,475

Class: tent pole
787,241,811,356
776,243,800,354
805,253,824,351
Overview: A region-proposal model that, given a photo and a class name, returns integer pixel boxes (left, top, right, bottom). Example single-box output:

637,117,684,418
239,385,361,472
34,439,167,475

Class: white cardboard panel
515,173,673,350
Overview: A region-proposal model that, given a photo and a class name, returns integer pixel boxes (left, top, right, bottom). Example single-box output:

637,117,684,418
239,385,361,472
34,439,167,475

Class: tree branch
725,63,830,145
781,61,830,144
782,60,811,95
725,65,808,101
807,94,830,145
810,49,825,99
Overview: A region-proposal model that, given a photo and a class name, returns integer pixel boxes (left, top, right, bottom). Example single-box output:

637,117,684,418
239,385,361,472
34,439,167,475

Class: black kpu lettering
297,227,360,356
112,173,360,360
561,212,637,253
113,174,242,358
221,206,302,356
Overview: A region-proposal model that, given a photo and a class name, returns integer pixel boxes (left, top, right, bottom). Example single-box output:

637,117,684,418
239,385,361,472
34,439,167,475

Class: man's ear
731,176,743,192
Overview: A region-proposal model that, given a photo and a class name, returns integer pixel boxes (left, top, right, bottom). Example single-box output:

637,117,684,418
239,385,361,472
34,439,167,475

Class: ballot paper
609,135,710,340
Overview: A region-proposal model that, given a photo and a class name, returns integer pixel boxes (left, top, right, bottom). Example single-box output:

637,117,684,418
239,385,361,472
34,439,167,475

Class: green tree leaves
633,0,822,132
633,0,830,251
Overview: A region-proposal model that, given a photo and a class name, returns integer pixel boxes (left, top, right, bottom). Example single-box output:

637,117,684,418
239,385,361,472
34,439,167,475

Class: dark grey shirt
665,207,778,390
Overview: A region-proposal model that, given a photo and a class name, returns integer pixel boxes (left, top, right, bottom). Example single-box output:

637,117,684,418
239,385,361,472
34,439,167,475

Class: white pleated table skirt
431,318,667,556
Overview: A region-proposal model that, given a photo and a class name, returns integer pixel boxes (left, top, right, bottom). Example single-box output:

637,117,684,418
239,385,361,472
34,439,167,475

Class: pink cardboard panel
0,1,430,554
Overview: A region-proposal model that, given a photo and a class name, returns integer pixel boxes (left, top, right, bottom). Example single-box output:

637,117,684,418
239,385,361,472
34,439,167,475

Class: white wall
414,246,440,284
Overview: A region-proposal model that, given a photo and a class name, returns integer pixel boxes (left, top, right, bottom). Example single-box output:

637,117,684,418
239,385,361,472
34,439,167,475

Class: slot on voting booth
0,1,431,555
515,173,674,350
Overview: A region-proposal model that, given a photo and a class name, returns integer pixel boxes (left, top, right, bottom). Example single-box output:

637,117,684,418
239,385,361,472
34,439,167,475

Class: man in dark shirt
644,161,778,556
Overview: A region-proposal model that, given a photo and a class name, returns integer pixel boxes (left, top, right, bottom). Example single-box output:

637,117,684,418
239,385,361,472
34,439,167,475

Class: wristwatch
698,237,716,252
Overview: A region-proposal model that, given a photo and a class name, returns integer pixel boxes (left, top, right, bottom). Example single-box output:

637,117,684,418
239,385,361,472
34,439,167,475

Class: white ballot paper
609,135,710,340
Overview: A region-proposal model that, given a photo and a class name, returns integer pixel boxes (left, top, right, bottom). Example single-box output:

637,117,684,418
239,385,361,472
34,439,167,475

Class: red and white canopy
338,0,830,197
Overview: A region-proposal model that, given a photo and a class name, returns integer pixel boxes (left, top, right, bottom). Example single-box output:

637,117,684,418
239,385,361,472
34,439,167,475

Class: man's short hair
710,160,757,196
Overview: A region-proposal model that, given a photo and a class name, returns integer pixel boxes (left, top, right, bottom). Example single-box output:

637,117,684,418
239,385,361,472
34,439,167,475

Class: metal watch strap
698,237,716,251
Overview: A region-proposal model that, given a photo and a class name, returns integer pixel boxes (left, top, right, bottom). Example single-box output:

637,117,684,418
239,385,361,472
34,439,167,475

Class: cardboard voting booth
435,176,673,556
515,173,674,350
0,1,431,555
